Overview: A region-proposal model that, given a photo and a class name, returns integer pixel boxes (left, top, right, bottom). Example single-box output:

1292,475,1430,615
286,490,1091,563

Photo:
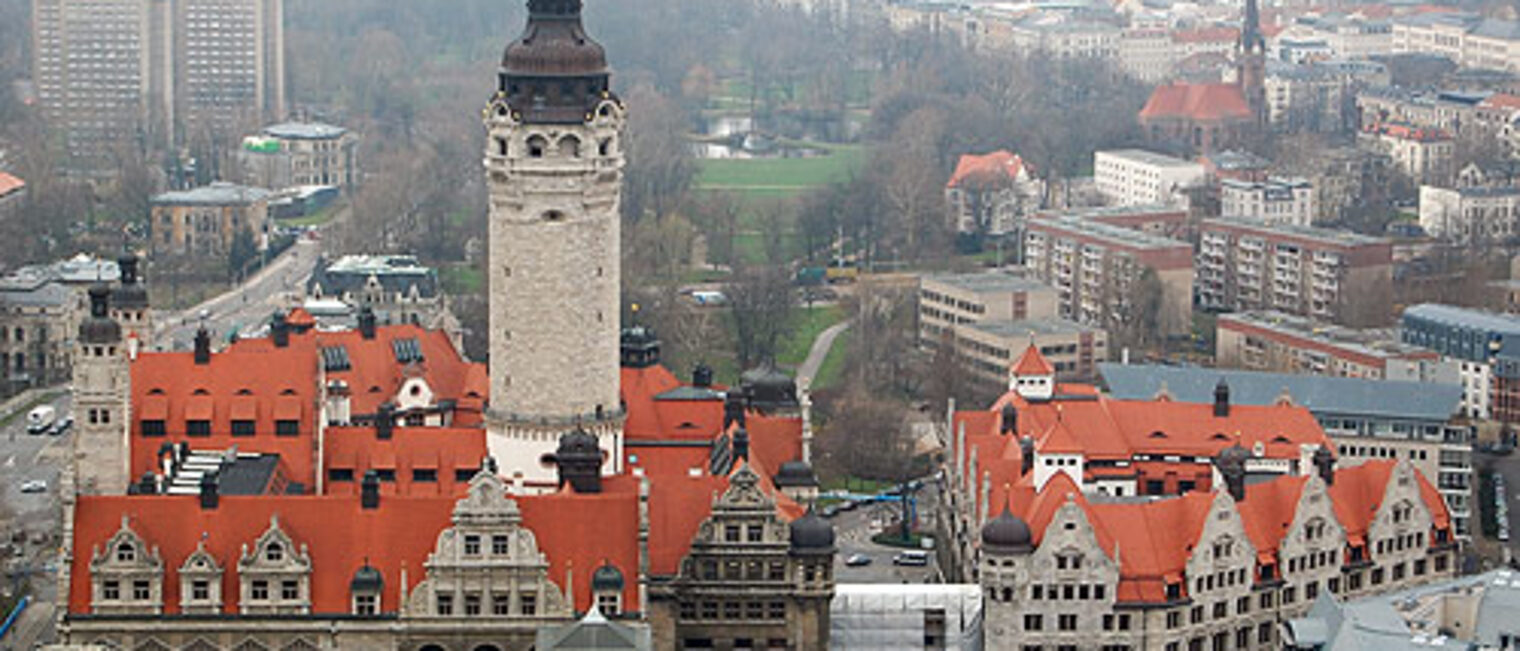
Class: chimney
271,312,290,348
723,392,746,430
358,306,377,340
692,363,714,388
733,426,750,462
118,254,140,286
1217,447,1248,502
361,470,381,509
1000,404,1018,435
375,403,395,440
1313,446,1336,486
135,472,157,495
1020,435,1035,476
199,471,219,509
193,327,212,365
1214,378,1231,418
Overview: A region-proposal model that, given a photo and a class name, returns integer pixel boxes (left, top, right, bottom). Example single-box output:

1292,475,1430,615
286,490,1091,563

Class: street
154,238,322,351
829,484,942,584
0,391,74,650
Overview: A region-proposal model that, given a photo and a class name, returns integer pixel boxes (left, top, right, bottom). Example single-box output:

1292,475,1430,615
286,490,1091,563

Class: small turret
1214,378,1231,418
1216,443,1250,501
79,286,121,344
358,305,377,340
1313,446,1336,486
193,327,212,365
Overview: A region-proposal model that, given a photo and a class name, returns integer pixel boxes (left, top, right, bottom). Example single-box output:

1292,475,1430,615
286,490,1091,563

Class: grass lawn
440,263,484,295
777,305,846,368
695,144,865,199
732,230,807,266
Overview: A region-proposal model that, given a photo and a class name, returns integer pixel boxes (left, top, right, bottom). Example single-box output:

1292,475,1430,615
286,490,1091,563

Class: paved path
797,320,851,386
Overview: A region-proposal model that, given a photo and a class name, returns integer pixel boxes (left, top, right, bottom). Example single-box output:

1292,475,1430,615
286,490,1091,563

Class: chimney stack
193,327,212,365
1020,435,1035,476
199,471,220,509
1214,378,1231,418
1000,403,1018,435
693,363,714,388
1313,446,1336,486
271,312,290,348
723,392,746,430
361,471,381,509
358,306,377,340
375,403,395,440
733,426,750,462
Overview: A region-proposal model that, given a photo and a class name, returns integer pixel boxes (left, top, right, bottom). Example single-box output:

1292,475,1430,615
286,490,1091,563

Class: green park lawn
695,143,865,199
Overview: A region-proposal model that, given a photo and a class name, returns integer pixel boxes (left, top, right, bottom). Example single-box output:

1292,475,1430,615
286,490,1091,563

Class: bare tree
725,263,796,370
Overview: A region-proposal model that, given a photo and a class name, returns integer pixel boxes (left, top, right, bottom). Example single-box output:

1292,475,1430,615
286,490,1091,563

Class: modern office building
1400,303,1520,421
1197,218,1393,326
1093,149,1208,207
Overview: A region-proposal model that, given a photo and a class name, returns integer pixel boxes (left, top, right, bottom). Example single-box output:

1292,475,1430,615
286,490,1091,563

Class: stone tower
1238,0,1268,126
483,0,626,489
73,286,130,495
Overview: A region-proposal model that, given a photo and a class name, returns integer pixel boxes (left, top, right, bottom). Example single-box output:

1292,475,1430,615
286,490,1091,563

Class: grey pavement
154,238,321,351
798,320,851,386
0,391,74,650
829,484,941,584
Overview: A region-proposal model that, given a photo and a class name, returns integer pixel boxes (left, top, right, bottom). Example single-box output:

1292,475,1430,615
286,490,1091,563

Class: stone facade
647,465,834,651
482,46,627,489
72,287,130,496
970,461,1456,651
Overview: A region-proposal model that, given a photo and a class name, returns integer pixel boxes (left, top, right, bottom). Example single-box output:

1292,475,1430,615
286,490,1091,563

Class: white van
26,405,56,435
892,550,930,566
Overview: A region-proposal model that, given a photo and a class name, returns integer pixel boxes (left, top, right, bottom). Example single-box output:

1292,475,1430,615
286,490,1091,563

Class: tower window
496,138,508,157
559,135,581,158
527,135,547,158
542,211,566,222
599,138,612,156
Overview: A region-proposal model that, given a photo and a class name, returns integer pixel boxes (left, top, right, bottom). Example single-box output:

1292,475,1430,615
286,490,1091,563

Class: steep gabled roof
1012,344,1056,376
0,172,24,197
1140,82,1253,122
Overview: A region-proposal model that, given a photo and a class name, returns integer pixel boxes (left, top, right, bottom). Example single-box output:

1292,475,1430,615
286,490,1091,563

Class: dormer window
116,543,136,563
266,543,284,563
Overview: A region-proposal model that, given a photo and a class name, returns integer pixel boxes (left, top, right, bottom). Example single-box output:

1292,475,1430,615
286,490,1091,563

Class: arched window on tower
496,138,508,157
558,135,581,158
527,135,547,159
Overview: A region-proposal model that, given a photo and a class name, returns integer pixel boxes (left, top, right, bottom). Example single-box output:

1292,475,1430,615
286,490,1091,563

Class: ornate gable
89,516,165,615
239,515,311,575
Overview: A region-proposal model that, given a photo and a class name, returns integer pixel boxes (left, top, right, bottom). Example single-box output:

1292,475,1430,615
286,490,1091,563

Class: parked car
845,553,872,567
18,480,47,494
52,413,74,435
820,504,841,519
892,550,930,566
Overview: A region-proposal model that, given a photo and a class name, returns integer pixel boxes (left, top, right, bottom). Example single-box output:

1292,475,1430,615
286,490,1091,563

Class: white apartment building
1222,177,1316,226
1419,185,1520,246
1006,16,1120,59
1393,12,1520,74
1359,124,1455,185
1094,149,1207,207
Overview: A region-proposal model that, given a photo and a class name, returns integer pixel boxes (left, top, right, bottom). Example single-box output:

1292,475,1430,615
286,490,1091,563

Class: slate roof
1098,364,1463,422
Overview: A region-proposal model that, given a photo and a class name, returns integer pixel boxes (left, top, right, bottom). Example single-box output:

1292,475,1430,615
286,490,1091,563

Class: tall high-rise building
30,0,286,166
483,0,627,489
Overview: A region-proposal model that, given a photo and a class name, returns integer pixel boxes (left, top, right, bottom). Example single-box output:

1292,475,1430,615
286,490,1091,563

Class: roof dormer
1009,344,1055,401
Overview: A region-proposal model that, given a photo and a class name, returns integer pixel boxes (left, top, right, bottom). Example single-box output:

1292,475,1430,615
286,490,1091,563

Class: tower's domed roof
789,509,835,553
502,0,607,77
591,561,624,592
981,508,1033,553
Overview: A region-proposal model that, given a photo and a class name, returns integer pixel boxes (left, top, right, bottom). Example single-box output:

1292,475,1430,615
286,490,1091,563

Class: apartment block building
1023,215,1194,336
1221,177,1316,226
1197,218,1394,326
1401,303,1520,422
31,0,286,165
1417,185,1520,246
1094,149,1207,207
1392,12,1520,74
1215,311,1452,383
918,273,1106,395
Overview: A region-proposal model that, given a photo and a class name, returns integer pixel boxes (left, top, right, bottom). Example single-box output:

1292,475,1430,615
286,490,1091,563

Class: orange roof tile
1140,82,1252,122
1040,419,1083,455
0,172,23,197
322,426,487,498
947,151,1035,190
1171,26,1240,43
1012,344,1055,376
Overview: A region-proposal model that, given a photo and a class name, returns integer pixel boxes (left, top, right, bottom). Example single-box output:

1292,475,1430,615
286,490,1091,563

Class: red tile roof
322,426,488,497
1011,344,1055,376
1480,94,1520,112
70,486,642,616
947,151,1035,190
1139,82,1253,122
0,172,23,197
